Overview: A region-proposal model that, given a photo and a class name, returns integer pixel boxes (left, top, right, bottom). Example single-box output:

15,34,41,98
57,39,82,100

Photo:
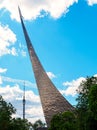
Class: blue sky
0,0,97,123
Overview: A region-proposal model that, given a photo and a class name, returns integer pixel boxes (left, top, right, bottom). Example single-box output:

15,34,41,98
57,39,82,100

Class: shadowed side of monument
18,7,74,127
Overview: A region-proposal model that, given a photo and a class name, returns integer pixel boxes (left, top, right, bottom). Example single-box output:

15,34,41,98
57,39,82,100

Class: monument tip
18,6,23,20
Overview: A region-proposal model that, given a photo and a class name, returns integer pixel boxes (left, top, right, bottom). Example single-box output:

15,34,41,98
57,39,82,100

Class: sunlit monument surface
18,7,74,127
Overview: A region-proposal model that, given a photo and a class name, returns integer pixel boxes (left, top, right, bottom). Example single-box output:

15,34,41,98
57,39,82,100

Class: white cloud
10,47,18,56
0,85,22,101
47,72,56,79
18,43,27,57
0,76,2,84
26,106,45,123
94,74,97,77
61,77,85,96
87,0,97,5
0,0,78,21
0,68,7,84
0,74,44,123
21,50,26,57
1,76,36,88
0,23,17,56
0,84,45,123
0,68,7,73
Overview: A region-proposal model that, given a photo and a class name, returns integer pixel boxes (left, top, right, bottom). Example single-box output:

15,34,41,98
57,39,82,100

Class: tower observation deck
18,7,74,127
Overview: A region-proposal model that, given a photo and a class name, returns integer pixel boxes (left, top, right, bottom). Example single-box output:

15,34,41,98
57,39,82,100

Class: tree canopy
76,76,97,130
0,95,16,130
0,95,32,130
49,76,97,130
32,119,46,130
49,111,77,130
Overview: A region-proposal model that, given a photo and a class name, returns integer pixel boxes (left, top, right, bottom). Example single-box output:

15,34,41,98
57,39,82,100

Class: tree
76,76,97,110
49,111,77,130
76,76,97,130
10,118,33,130
89,84,97,120
32,119,46,130
0,95,33,130
0,95,16,130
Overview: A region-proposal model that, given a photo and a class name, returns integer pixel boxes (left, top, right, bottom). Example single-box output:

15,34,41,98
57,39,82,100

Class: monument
18,7,74,127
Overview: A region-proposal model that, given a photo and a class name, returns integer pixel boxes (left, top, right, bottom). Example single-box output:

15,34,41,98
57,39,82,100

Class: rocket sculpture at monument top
18,7,74,127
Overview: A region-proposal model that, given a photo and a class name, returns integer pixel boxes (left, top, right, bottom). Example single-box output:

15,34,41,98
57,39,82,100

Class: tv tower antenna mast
23,82,26,120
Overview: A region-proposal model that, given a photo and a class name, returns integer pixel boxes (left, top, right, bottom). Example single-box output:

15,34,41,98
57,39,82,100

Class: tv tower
23,82,26,120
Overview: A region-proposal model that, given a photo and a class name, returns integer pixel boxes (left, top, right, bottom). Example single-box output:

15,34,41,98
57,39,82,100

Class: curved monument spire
18,7,74,127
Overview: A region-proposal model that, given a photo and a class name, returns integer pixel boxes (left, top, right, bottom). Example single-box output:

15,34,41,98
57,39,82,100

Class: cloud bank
0,84,45,123
87,0,97,5
0,23,27,57
0,68,7,73
0,0,78,21
0,0,97,21
0,69,44,123
1,75,36,88
0,23,17,56
61,74,97,96
47,72,56,79
61,77,86,96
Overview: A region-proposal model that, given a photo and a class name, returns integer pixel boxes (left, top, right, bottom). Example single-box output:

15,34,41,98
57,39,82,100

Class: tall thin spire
18,6,36,56
18,7,74,127
23,82,26,120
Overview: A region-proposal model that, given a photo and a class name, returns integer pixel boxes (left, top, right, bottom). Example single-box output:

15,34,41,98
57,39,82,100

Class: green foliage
89,84,97,120
10,118,33,130
76,76,97,110
32,119,46,130
49,76,97,130
76,76,97,130
0,95,32,130
0,95,16,130
49,111,77,130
